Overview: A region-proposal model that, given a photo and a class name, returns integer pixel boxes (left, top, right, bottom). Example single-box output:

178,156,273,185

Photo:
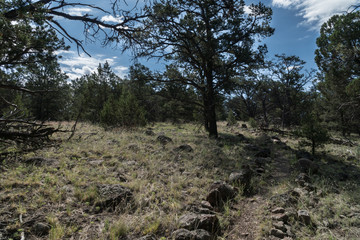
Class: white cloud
272,0,358,29
101,15,124,24
57,51,128,80
65,7,93,17
244,5,252,15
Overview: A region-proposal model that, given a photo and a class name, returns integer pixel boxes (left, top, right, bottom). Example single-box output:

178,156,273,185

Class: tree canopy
138,0,274,137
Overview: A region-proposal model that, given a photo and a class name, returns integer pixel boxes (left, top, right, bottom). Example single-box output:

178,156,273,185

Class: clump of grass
109,218,128,240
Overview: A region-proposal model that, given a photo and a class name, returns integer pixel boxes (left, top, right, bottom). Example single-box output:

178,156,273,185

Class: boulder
270,228,286,239
172,229,211,240
272,207,285,214
178,213,220,234
206,182,236,207
297,210,311,225
96,184,133,211
174,145,193,153
145,129,155,136
32,222,50,236
157,135,173,145
228,165,253,195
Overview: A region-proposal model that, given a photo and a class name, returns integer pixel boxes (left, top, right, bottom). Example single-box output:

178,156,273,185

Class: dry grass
0,121,359,239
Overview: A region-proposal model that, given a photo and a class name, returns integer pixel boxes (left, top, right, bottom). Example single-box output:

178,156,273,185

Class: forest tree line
1,0,359,141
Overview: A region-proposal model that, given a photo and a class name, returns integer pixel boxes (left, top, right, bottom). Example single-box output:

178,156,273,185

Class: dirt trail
226,149,293,240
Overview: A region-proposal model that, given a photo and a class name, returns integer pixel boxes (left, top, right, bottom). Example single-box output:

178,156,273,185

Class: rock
145,129,155,136
297,210,311,225
137,235,156,240
270,228,286,238
272,213,288,223
241,124,248,128
172,229,211,240
96,184,133,211
297,158,319,174
32,222,50,236
172,229,194,240
201,201,213,210
254,148,271,158
273,221,287,232
186,204,214,214
174,145,193,152
295,173,310,186
157,135,173,145
178,213,220,234
272,207,285,214
206,182,236,207
192,229,212,240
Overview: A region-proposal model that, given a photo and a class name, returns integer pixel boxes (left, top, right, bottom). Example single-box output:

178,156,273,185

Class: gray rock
137,235,156,240
172,229,194,240
145,129,155,136
273,221,287,232
241,124,248,128
297,210,311,225
32,222,50,236
272,207,285,214
172,229,211,240
178,213,220,234
270,228,286,238
96,184,133,211
272,213,288,223
157,135,173,145
206,182,236,207
174,144,193,152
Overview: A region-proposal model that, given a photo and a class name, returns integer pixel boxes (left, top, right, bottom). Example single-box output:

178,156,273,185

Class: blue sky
55,0,358,80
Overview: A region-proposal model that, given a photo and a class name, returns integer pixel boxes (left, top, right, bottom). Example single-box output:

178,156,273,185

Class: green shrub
249,117,257,128
297,113,330,156
226,111,237,126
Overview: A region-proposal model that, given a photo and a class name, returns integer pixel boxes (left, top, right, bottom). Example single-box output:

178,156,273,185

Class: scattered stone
206,182,236,207
172,229,193,240
174,144,193,152
172,229,211,240
273,221,287,232
178,213,220,234
270,228,286,239
137,235,156,240
186,204,214,214
297,210,311,225
297,158,319,174
255,167,265,174
32,222,50,236
295,173,310,187
254,148,271,158
272,207,285,214
201,201,213,210
145,129,155,136
241,124,248,128
96,184,133,211
157,135,173,145
272,213,288,223
192,229,212,240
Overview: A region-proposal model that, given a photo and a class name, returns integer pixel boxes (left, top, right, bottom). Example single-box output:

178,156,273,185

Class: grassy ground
0,121,359,240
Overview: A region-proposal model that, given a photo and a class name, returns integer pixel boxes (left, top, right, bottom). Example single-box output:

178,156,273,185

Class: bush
249,117,257,128
297,113,329,156
226,111,237,126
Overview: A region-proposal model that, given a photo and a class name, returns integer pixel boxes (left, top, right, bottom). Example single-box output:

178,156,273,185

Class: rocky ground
1,122,360,240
